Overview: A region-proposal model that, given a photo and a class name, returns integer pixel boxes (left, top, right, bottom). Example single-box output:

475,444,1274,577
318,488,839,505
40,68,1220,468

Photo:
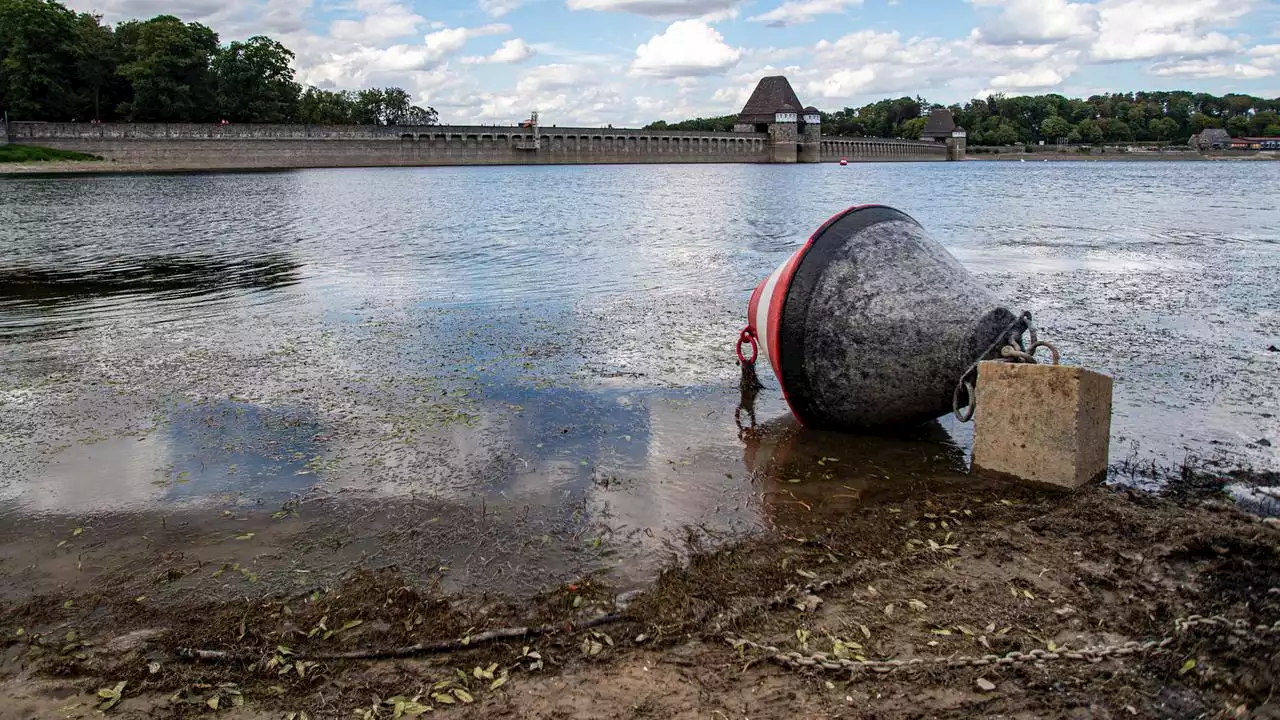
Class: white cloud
1089,0,1250,61
329,0,425,44
989,65,1071,88
292,23,511,110
1148,58,1273,78
424,24,511,60
463,38,537,64
479,0,525,17
516,63,596,94
566,0,743,19
630,20,742,77
966,36,1063,63
747,0,861,28
63,0,227,23
796,30,961,100
969,0,1099,45
64,0,312,37
435,62,636,126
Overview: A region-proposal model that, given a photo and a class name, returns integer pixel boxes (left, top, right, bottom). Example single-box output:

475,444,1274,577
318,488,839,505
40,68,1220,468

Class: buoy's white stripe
755,260,787,370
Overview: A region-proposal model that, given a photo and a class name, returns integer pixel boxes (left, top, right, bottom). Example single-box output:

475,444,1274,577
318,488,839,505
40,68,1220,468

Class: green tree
1249,110,1278,136
1226,115,1249,137
115,15,219,121
988,122,1020,146
404,104,437,125
900,116,926,139
213,35,299,123
1075,118,1103,144
1187,112,1222,134
0,0,82,119
1264,124,1280,137
1040,115,1072,141
380,86,411,124
643,114,735,131
1105,119,1133,141
297,87,354,124
1148,117,1179,141
352,87,384,124
72,13,120,121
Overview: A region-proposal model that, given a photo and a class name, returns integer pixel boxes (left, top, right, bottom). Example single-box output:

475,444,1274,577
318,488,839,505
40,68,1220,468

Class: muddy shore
2,467,1277,719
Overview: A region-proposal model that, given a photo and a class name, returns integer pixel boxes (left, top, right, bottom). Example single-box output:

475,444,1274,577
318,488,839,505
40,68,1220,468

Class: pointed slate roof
1197,128,1231,146
738,76,805,124
921,109,958,138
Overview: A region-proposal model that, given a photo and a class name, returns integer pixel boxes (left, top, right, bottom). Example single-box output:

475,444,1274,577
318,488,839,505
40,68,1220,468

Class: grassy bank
0,145,103,163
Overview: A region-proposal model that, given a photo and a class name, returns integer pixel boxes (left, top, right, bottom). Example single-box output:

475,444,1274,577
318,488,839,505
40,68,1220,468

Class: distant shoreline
968,151,1277,162
2,152,1275,175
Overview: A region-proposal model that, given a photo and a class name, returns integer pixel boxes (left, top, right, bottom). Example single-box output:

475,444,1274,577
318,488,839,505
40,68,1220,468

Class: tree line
649,90,1280,145
0,0,438,125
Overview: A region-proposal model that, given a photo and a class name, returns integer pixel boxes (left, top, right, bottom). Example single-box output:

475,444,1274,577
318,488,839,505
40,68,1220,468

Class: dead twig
173,613,622,662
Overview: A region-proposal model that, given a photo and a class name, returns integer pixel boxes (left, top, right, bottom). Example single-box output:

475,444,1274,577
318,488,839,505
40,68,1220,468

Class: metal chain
952,310,1061,423
725,615,1280,675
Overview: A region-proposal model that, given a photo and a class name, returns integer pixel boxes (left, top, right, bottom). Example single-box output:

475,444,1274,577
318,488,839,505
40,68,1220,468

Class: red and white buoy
740,205,1023,430
839,158,848,166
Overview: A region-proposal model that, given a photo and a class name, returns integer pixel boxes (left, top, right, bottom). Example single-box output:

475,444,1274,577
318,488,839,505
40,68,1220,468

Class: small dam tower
921,108,967,161
799,105,822,163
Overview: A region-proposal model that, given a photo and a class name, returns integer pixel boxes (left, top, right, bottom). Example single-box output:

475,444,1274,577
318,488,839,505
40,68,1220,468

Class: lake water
1,161,1276,597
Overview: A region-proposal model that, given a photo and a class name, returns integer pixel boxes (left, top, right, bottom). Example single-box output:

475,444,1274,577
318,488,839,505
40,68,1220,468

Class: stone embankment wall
8,122,954,169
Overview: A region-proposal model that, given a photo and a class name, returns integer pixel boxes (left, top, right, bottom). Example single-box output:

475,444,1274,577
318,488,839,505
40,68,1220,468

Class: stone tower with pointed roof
921,108,967,160
733,75,821,164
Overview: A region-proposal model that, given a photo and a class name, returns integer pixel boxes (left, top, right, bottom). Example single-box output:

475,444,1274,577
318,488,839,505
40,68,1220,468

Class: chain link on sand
725,615,1280,674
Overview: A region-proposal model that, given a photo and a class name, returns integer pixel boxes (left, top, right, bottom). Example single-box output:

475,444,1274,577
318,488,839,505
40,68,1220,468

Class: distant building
1190,128,1231,150
1229,136,1280,150
732,75,820,163
921,109,965,143
919,108,966,160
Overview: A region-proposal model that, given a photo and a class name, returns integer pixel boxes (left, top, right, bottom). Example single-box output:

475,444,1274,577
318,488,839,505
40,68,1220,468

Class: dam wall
821,136,950,162
7,122,953,170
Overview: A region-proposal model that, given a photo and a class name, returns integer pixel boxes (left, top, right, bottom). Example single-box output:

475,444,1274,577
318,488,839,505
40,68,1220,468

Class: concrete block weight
971,361,1114,489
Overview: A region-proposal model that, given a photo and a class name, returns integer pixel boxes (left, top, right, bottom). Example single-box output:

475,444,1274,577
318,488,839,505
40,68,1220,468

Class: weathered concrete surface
778,208,1020,429
972,361,1114,489
6,122,952,171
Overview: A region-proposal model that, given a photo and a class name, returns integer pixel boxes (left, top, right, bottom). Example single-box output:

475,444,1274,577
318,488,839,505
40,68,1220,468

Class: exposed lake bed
1,162,1277,717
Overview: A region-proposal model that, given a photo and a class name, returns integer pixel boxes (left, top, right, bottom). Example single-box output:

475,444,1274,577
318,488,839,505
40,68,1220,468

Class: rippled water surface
1,162,1276,596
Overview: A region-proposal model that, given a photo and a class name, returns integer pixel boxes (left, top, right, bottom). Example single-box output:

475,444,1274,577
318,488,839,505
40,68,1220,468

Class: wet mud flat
2,465,1278,719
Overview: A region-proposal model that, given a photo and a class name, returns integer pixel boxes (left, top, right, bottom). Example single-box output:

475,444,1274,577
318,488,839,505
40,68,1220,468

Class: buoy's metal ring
736,327,758,365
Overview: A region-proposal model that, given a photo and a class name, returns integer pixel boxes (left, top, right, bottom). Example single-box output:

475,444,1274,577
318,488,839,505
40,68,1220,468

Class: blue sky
66,0,1280,126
